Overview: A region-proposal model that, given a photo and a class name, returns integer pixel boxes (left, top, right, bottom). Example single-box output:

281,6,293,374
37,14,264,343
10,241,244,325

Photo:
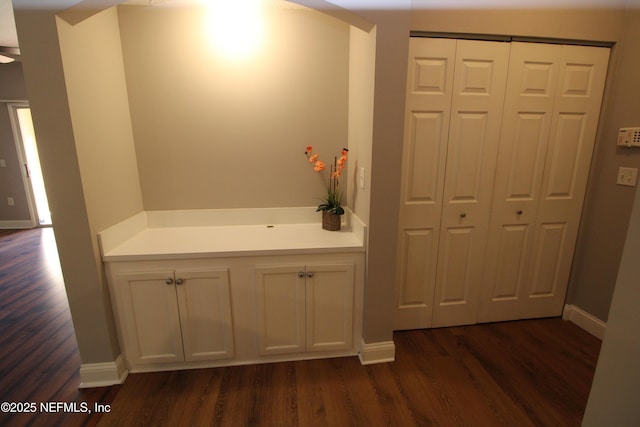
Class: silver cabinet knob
297,271,305,278
175,278,184,285
165,278,174,285
307,271,314,278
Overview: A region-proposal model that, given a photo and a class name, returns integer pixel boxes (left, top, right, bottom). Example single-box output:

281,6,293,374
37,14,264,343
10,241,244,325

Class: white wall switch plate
0,159,6,168
617,167,638,187
359,167,365,190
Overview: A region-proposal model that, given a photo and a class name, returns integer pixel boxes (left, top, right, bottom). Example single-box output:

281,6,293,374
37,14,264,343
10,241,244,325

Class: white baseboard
79,355,128,388
0,220,34,229
358,338,395,365
563,304,607,340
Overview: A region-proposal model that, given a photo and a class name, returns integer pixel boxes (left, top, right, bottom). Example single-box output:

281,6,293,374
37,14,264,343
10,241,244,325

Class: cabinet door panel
255,266,305,355
118,271,184,365
396,229,437,321
545,113,586,199
432,227,478,326
176,269,234,362
446,112,489,202
491,224,531,301
523,222,572,318
505,113,549,200
406,112,447,203
306,264,354,352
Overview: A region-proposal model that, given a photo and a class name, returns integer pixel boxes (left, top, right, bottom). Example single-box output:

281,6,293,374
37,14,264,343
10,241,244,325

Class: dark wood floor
0,228,602,426
0,229,118,427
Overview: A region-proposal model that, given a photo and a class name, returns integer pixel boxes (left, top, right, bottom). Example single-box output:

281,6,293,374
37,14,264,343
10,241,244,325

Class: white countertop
100,211,366,262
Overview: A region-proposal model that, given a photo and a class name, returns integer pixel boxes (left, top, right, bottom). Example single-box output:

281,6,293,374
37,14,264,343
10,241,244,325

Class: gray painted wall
582,155,640,426
567,10,640,322
0,63,31,223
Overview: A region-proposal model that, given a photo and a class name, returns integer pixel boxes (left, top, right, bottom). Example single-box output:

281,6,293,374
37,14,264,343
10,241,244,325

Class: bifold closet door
430,40,509,327
394,37,509,329
478,43,610,322
394,38,454,330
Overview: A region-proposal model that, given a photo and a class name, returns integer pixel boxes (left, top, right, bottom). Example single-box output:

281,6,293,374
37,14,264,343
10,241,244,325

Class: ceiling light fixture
0,46,19,64
203,0,267,61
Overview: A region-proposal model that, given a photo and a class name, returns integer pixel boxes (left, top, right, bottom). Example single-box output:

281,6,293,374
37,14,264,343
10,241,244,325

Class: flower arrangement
304,146,348,216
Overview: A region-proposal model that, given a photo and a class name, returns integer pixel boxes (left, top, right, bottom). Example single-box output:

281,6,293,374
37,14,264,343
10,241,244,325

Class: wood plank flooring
95,318,600,427
0,229,118,427
0,228,602,426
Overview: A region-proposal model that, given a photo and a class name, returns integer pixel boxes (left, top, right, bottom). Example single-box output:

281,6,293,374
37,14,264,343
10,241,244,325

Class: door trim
409,31,615,48
6,101,37,229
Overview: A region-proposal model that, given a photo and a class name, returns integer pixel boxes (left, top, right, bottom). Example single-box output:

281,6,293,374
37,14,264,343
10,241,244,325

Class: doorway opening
7,102,52,227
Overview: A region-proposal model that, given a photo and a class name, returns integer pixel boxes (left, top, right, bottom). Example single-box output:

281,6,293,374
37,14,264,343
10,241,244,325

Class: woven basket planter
322,211,341,231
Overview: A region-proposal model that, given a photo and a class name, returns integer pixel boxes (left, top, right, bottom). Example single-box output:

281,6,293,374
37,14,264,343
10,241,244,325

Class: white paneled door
395,38,510,329
394,38,455,330
431,40,510,327
478,43,610,322
395,38,609,330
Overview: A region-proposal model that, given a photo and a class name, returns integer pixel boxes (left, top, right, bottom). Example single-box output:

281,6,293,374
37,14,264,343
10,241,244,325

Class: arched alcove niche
58,0,376,218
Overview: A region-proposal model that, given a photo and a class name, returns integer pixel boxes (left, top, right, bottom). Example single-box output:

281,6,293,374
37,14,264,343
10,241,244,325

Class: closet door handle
165,278,174,285
307,271,314,278
297,271,305,278
517,210,523,215
460,213,466,219
175,278,184,285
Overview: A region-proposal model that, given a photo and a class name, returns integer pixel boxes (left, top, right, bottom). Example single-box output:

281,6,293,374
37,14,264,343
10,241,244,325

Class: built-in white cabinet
255,263,355,356
104,249,364,372
111,267,234,368
99,210,367,373
395,37,609,329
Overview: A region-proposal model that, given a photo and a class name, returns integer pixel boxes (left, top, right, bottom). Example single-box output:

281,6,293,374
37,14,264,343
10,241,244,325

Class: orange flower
306,146,313,154
337,156,346,166
309,153,319,163
341,148,349,156
314,161,325,171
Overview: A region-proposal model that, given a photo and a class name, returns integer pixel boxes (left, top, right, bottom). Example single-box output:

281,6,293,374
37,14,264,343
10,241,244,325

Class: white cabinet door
306,264,354,352
256,266,306,356
117,270,184,365
478,43,610,322
175,269,234,361
115,267,234,367
256,264,355,355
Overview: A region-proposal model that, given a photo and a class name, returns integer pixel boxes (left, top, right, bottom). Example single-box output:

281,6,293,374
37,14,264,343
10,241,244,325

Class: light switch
0,159,6,168
359,167,365,190
617,167,638,187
